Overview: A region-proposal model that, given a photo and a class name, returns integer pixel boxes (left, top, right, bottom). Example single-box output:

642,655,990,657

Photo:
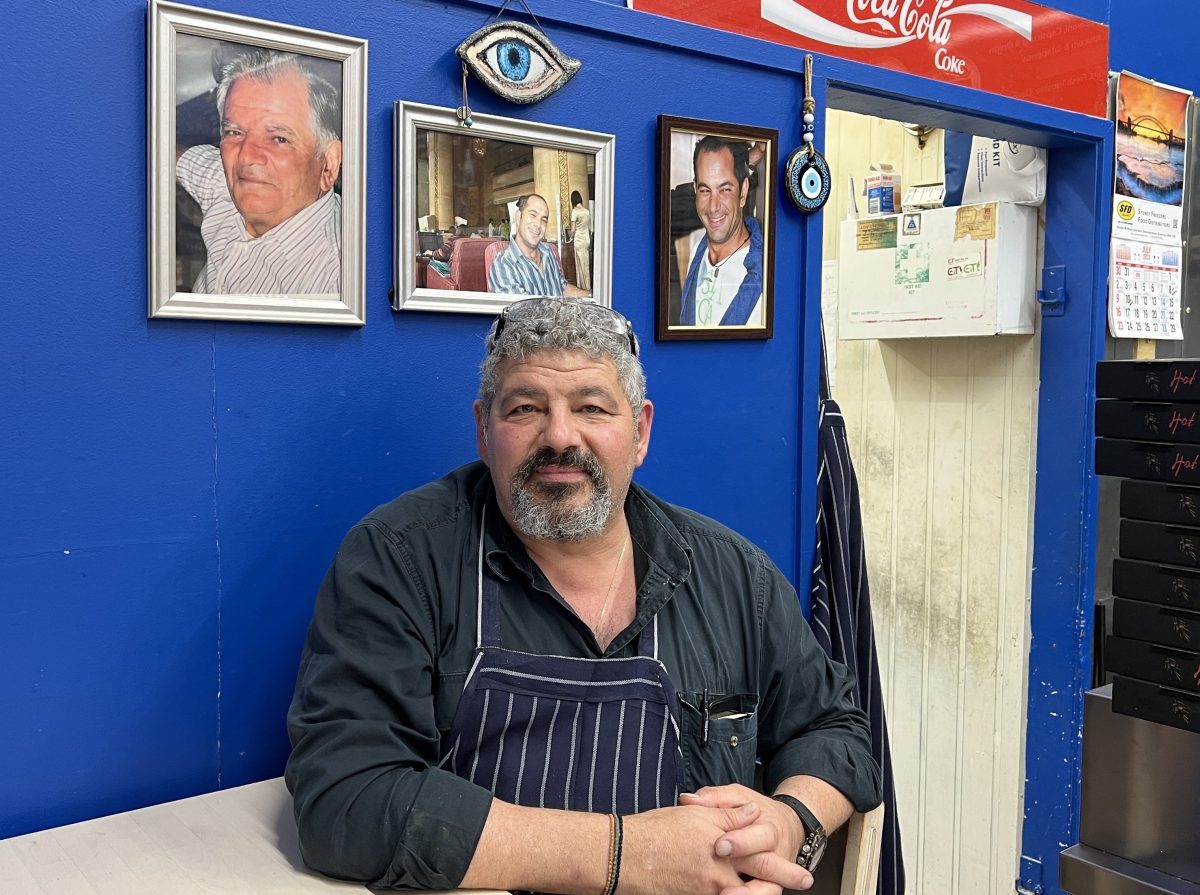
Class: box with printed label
864,163,900,216
1112,674,1200,735
1096,400,1200,443
1096,359,1200,400
1120,518,1200,568
1120,479,1200,525
838,202,1036,339
1112,597,1200,650
1112,558,1200,610
1106,635,1200,693
1095,438,1200,484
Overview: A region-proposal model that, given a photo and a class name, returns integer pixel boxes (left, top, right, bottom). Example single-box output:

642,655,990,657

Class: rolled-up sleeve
756,561,882,812
285,521,492,889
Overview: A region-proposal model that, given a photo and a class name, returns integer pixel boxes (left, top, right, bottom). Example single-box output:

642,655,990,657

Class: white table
0,778,505,894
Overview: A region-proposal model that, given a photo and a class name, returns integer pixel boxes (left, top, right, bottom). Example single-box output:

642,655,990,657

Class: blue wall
2,0,815,837
2,0,1115,876
1110,0,1193,86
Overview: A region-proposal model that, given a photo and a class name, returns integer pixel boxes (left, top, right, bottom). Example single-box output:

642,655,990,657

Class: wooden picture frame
657,115,777,340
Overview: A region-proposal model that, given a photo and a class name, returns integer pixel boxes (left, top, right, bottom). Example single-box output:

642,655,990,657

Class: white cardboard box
838,201,1037,339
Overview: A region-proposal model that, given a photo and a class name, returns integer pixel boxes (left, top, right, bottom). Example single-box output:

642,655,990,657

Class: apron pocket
678,691,758,791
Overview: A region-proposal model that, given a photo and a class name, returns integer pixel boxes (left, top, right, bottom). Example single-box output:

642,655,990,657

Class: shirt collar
506,237,554,269
235,188,337,244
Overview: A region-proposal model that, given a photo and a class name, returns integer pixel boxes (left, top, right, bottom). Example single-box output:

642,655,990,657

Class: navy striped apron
810,338,904,895
442,510,684,816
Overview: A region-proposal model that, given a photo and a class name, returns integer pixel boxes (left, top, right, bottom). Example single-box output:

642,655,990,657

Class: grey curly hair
478,299,645,426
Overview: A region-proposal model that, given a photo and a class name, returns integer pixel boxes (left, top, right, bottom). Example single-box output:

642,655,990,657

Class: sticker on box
856,217,897,250
946,253,982,280
895,244,930,287
954,203,998,240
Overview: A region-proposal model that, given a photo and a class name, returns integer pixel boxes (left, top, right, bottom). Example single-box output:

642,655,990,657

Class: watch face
800,832,828,871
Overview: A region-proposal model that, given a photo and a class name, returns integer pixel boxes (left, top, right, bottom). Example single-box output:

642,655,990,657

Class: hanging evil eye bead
785,144,832,214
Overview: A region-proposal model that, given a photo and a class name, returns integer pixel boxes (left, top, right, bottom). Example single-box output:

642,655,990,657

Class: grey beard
509,447,615,541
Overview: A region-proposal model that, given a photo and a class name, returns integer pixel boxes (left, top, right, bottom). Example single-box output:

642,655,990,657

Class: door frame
808,69,1111,895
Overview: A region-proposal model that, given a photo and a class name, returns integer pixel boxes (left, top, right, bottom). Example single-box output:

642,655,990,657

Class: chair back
484,240,507,292
839,803,885,895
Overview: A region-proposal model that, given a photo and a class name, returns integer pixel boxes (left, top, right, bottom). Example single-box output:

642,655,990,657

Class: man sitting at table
285,297,881,894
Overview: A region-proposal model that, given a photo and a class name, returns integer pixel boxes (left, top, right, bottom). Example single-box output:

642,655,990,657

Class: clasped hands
621,783,813,895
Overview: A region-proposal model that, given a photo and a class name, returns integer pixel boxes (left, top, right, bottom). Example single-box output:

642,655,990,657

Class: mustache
514,446,605,487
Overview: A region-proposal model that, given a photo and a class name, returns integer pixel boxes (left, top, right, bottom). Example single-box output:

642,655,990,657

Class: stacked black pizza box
1095,359,1200,734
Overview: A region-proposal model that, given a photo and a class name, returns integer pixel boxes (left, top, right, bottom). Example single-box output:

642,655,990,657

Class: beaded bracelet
603,813,623,895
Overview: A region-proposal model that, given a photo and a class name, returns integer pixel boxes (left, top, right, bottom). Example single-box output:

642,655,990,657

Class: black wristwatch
771,794,828,871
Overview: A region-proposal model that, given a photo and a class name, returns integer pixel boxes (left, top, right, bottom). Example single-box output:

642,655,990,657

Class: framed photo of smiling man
393,101,615,315
149,0,367,325
657,116,777,341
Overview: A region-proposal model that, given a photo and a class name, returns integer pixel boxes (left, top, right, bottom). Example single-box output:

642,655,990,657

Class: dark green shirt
285,462,880,889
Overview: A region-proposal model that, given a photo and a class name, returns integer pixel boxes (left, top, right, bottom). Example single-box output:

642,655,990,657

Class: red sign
631,0,1108,118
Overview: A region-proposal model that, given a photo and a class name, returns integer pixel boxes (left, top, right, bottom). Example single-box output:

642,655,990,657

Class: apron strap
478,504,503,649
637,615,657,658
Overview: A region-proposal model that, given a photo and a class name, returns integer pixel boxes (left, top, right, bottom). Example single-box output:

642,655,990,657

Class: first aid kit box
838,201,1037,339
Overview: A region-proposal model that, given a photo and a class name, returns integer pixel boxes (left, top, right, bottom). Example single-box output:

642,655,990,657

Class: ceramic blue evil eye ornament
457,19,580,104
785,54,832,214
785,144,831,213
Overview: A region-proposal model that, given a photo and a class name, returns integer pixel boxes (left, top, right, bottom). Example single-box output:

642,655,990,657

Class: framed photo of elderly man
148,0,367,325
657,116,777,341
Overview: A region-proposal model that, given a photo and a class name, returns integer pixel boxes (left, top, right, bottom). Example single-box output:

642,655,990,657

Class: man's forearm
460,798,801,895
773,773,853,834
460,801,609,894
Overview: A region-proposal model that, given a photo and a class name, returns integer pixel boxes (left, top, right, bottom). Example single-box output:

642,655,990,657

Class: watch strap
771,794,824,836
771,794,827,870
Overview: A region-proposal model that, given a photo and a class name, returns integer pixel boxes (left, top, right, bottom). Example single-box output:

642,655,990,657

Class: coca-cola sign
630,0,1107,117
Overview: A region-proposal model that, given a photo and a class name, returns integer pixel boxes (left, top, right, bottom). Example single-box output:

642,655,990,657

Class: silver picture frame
148,0,367,325
394,101,615,314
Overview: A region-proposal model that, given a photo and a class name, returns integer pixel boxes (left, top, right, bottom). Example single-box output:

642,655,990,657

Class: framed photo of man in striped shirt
393,101,615,316
149,1,367,325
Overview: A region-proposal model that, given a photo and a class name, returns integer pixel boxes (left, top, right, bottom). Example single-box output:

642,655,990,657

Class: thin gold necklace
708,231,751,279
594,536,629,643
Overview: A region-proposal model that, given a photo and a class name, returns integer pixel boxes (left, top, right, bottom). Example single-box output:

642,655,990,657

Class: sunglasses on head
486,297,640,358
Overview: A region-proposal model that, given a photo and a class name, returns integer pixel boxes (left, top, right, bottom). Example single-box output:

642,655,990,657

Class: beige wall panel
921,344,969,893
856,344,898,689
883,341,935,894
823,110,1036,895
958,337,1020,894
997,335,1038,887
